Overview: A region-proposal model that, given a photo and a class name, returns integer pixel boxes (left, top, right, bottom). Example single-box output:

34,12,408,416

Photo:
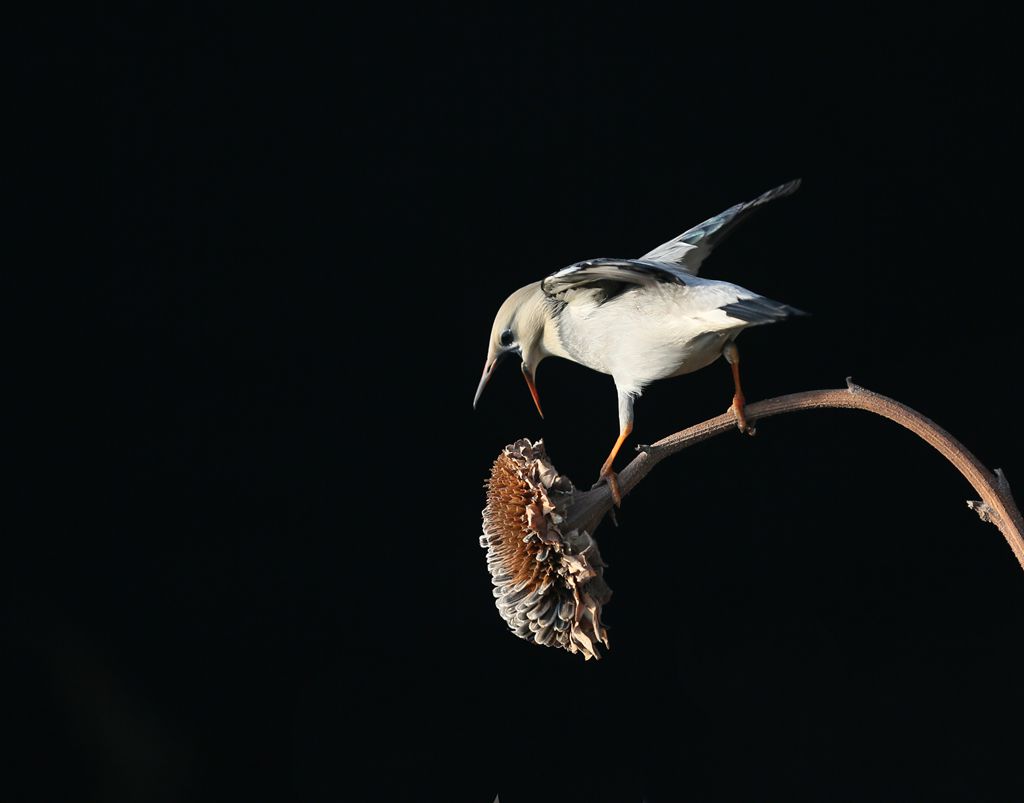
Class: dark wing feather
641,179,801,275
541,258,691,301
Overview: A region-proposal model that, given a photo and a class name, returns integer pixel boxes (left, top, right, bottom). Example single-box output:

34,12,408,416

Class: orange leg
723,342,749,433
598,421,633,507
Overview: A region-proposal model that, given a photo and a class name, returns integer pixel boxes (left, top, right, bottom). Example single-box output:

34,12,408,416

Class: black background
14,5,1024,802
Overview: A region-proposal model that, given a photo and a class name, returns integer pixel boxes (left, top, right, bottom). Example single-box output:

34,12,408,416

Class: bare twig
564,380,1024,573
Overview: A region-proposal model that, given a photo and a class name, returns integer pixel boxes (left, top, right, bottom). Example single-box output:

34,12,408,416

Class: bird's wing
640,179,801,275
543,257,807,326
541,258,692,299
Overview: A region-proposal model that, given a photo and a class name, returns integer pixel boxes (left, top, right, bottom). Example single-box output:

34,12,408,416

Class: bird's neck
540,315,571,360
525,289,570,361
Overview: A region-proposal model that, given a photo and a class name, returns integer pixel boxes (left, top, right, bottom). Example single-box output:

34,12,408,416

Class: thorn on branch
846,376,861,392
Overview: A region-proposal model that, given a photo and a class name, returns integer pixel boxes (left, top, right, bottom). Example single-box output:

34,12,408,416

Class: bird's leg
722,341,752,434
598,423,632,508
595,390,635,507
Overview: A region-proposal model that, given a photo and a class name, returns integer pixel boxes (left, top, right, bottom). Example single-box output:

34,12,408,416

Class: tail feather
718,296,809,326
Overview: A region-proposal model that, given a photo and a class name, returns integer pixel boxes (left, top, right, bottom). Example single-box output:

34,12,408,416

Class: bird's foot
594,467,623,508
636,443,653,454
729,394,756,436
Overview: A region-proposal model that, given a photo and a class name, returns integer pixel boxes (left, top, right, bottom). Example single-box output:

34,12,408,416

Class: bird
473,180,806,506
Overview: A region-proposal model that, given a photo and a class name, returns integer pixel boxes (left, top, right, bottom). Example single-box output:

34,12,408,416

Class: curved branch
564,380,1024,574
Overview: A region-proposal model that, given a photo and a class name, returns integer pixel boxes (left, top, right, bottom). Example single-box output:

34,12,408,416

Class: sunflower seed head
481,439,612,660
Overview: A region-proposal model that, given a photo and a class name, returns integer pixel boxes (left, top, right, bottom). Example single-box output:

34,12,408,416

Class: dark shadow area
12,5,1022,801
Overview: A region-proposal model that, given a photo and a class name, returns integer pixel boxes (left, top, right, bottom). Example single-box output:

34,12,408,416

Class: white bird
473,180,806,505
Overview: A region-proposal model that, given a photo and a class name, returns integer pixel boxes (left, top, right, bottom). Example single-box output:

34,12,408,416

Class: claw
730,392,749,434
597,467,622,507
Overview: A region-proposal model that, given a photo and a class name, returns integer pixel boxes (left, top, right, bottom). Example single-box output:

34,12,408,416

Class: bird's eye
499,329,515,347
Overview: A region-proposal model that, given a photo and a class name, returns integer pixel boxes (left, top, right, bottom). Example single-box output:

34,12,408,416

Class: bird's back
553,276,796,393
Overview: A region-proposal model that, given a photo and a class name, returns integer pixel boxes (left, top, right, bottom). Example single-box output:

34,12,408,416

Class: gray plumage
639,178,802,270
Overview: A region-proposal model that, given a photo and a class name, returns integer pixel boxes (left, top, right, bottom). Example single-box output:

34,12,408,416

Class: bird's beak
521,363,544,419
473,354,501,409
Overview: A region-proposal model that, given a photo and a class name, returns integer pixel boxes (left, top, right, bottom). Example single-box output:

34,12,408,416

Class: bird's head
473,281,548,417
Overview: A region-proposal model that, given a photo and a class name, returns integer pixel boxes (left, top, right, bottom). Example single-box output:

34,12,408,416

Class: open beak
521,363,544,419
473,354,501,409
473,352,543,419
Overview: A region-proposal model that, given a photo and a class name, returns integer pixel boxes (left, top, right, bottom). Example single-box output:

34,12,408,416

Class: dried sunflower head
480,438,612,660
